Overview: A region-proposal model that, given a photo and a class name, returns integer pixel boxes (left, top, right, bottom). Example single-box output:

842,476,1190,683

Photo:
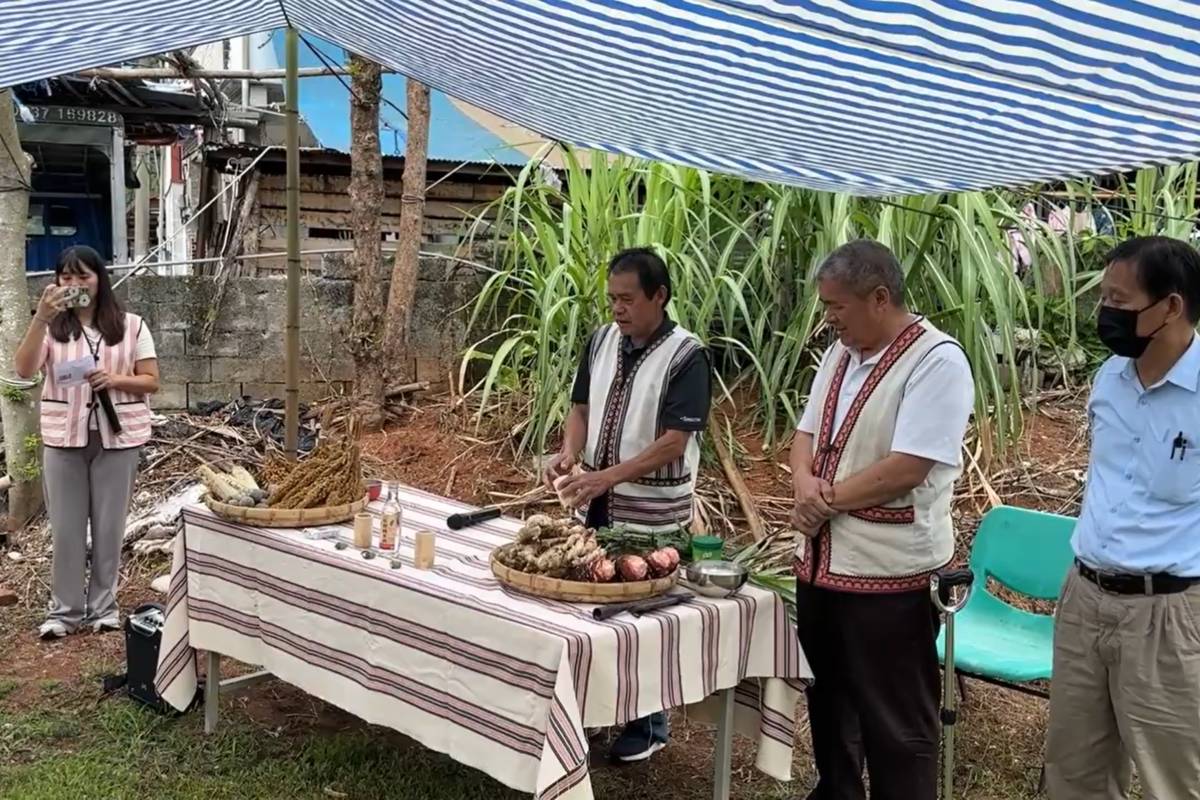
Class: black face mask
1097,301,1166,359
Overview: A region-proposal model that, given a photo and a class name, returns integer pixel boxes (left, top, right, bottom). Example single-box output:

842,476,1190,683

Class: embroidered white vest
579,323,702,533
794,319,963,593
40,313,152,450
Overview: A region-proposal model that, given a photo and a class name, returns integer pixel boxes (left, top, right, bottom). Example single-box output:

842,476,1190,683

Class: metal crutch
930,568,975,800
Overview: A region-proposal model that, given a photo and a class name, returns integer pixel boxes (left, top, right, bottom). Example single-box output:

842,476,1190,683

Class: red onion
662,547,680,571
589,557,617,583
645,548,678,578
616,554,650,582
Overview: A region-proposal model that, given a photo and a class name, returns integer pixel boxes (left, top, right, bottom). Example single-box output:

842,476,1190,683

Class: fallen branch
691,496,710,535
386,381,430,398
124,484,204,550
149,438,263,464
963,440,1002,510
707,414,768,542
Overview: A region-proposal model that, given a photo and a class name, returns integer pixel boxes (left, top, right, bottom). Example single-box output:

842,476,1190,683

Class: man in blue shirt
1045,237,1200,800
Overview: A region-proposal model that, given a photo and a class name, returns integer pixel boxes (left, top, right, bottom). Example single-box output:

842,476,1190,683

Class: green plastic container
690,535,724,563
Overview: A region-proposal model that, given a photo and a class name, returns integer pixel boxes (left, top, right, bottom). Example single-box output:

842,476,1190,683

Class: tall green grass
459,148,1198,460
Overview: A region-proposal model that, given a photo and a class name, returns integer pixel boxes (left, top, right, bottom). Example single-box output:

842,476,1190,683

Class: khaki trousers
1045,566,1200,800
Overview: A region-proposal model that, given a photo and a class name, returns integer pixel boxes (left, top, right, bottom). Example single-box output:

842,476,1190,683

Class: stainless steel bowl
683,559,749,598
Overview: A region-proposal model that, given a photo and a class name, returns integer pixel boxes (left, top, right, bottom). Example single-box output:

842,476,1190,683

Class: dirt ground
0,396,1087,799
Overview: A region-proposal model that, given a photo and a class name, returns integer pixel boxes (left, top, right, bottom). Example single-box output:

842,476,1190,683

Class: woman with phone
13,246,159,640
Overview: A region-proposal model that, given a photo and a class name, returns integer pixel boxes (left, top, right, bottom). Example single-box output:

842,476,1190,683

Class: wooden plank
257,175,502,202
257,233,476,254
258,207,476,240
258,190,493,221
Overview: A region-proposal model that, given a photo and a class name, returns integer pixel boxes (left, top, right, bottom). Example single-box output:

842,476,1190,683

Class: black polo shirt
570,319,711,433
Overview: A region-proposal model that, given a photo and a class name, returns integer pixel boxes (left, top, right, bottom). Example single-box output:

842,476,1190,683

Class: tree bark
0,89,44,533
199,172,258,346
383,79,430,384
347,55,386,428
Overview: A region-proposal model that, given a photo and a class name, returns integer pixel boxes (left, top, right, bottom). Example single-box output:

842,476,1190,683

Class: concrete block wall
28,255,479,410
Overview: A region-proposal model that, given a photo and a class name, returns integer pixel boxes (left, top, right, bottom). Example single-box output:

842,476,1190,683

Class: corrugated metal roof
204,143,525,179
274,32,529,166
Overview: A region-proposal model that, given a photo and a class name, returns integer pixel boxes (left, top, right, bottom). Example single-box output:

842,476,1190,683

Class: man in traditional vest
790,240,973,800
547,246,710,762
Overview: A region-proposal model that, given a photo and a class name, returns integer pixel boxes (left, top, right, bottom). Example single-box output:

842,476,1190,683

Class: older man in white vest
790,240,973,800
547,247,711,762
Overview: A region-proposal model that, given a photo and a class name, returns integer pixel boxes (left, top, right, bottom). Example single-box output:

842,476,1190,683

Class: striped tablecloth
155,486,812,799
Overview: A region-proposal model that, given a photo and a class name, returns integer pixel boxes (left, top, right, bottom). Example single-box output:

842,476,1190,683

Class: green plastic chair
936,505,1077,689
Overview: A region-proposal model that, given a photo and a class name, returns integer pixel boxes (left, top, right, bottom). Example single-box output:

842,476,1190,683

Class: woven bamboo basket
204,494,369,528
490,553,676,604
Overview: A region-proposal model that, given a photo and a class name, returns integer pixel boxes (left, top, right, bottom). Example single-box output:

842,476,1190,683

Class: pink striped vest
40,313,152,450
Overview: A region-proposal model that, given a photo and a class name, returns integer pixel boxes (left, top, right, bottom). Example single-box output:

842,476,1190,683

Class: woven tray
204,494,369,528
490,553,677,604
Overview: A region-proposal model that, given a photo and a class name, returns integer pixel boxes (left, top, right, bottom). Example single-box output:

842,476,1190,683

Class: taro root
615,554,650,582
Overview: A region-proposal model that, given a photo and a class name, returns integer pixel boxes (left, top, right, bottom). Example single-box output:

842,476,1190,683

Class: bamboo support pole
284,28,301,457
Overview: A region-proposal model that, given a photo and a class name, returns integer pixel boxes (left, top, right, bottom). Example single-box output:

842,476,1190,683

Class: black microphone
96,388,121,434
446,507,502,530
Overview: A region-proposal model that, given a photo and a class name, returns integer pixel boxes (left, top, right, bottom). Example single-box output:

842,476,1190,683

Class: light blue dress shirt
1073,334,1200,576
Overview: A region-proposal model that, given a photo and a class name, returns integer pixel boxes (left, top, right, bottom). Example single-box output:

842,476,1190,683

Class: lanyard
82,328,102,365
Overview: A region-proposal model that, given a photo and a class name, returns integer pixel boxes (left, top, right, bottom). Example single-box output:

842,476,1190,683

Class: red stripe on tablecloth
539,759,591,800
733,594,758,681
735,683,794,747
183,511,596,717
190,599,545,757
655,608,683,711
546,696,587,771
189,551,558,697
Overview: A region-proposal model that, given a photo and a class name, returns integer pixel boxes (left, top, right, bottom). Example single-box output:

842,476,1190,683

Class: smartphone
60,286,91,309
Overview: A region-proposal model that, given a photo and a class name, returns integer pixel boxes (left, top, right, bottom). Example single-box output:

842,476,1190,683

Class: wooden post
284,27,300,457
110,127,127,263
134,146,150,259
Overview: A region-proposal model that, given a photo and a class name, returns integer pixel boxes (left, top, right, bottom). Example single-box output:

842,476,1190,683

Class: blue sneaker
609,712,669,762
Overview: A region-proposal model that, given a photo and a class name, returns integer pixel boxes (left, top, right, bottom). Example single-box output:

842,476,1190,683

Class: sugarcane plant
729,530,799,624
459,145,1198,465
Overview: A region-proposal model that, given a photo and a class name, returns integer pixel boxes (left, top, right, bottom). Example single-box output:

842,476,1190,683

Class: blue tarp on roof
272,32,526,165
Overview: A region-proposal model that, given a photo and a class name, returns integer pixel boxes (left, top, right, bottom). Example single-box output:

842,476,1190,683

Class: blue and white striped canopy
3,1,1200,195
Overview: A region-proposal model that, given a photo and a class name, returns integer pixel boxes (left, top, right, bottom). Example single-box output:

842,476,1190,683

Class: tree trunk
199,172,258,347
0,89,43,533
346,55,386,428
383,79,430,384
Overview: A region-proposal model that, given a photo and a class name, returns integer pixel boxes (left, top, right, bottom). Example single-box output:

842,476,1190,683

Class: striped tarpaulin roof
2,1,1199,195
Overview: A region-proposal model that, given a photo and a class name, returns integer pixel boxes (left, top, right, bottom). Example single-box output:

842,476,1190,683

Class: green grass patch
0,700,527,800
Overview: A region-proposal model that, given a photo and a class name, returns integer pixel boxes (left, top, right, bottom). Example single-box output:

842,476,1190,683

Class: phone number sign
25,106,123,127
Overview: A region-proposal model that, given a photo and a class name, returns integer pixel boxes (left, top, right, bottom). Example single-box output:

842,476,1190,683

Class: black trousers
795,582,941,800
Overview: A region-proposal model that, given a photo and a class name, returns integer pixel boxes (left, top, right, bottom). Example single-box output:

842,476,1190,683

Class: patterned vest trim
40,312,152,450
577,323,702,533
793,318,960,593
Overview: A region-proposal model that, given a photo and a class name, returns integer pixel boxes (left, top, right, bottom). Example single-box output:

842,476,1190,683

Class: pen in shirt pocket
1171,432,1188,461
